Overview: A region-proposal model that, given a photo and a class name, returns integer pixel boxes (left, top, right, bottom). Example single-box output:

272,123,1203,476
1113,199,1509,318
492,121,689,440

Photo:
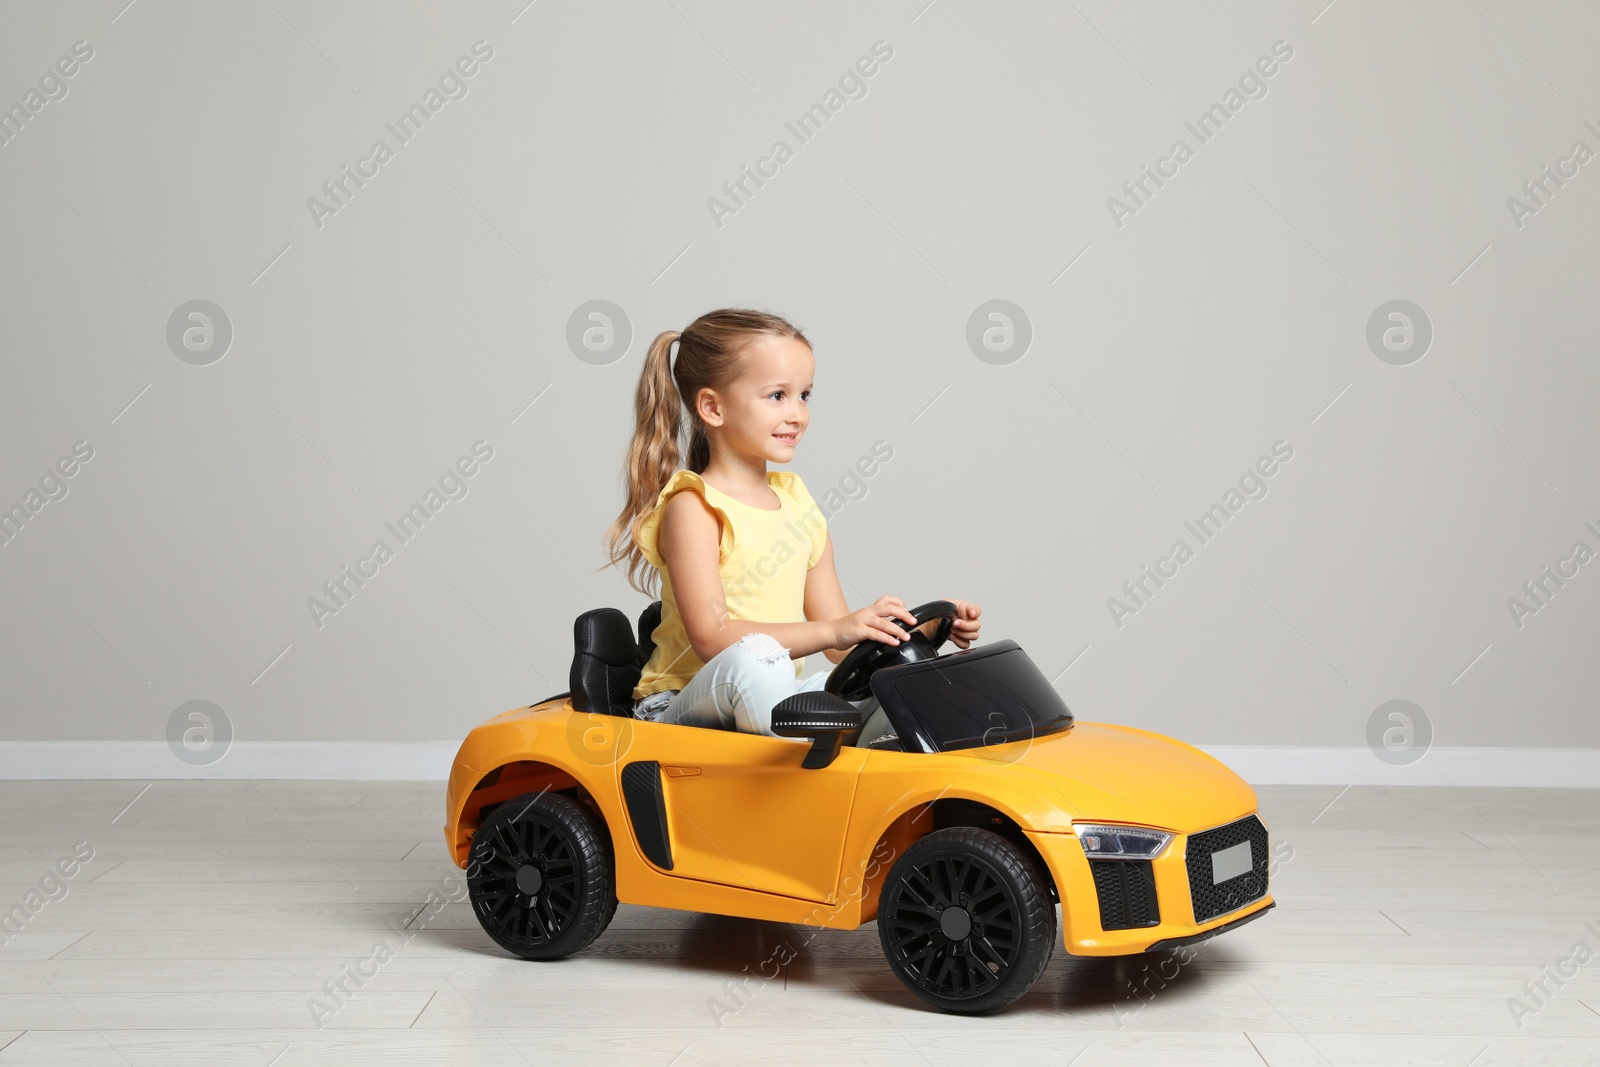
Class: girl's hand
929,598,982,649
831,595,920,651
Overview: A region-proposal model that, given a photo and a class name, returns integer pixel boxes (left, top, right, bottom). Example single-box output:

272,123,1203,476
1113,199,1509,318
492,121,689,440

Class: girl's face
699,334,814,464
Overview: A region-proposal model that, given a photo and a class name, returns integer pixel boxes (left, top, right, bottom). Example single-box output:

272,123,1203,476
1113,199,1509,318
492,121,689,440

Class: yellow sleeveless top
632,469,828,699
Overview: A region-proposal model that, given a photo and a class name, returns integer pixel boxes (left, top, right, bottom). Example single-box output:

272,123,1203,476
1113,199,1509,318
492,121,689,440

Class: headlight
1073,824,1173,860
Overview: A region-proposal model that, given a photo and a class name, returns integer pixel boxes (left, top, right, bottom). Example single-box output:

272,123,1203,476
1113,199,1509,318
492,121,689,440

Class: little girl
604,308,981,743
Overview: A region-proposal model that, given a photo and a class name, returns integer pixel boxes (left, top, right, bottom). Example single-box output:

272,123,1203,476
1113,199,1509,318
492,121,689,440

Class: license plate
1210,840,1252,884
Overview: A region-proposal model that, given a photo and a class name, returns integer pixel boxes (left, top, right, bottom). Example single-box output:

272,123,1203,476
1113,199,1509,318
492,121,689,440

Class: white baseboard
0,742,1596,786
0,742,460,780
1199,746,1600,788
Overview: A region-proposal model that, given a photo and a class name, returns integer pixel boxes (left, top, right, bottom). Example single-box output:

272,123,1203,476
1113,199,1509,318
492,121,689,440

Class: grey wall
2,1,1596,763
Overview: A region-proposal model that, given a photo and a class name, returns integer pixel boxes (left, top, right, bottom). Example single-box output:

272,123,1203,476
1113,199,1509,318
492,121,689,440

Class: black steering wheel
825,600,958,701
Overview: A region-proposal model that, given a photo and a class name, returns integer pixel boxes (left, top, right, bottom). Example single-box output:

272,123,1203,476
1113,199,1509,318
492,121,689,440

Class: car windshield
875,641,1073,752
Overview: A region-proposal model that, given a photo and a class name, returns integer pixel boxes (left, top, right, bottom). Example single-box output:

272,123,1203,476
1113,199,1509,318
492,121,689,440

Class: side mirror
771,692,864,769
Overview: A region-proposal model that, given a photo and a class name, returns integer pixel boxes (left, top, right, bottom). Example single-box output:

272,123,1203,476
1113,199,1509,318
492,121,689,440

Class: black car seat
635,599,661,672
569,602,662,716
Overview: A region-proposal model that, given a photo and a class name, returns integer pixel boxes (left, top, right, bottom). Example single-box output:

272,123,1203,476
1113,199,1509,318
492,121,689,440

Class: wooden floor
1,782,1597,1066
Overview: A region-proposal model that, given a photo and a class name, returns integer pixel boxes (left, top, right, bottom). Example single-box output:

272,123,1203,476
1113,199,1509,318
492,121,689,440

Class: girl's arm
660,490,852,661
803,531,928,663
806,531,984,655
802,532,853,664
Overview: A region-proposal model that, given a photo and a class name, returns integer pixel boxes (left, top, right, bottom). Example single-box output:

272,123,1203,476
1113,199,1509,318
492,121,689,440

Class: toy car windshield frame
869,639,1074,754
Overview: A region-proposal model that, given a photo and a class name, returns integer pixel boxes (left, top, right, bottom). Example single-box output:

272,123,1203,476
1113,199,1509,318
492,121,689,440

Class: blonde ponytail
605,330,684,595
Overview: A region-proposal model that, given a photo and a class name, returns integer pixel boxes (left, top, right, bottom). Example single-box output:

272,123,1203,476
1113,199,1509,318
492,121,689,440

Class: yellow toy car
444,600,1274,1013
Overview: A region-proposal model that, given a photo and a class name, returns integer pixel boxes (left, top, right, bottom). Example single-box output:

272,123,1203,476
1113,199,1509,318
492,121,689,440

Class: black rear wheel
466,791,616,960
877,827,1055,1013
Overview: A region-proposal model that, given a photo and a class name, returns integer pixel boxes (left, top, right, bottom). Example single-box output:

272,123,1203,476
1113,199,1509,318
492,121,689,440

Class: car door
620,726,866,904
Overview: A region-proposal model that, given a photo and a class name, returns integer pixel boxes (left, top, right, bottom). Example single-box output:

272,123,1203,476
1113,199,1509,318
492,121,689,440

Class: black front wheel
466,791,617,960
877,827,1056,1013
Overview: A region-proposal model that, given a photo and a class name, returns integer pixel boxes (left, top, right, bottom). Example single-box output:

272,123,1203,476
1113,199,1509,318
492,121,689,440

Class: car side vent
1088,859,1160,930
620,761,673,871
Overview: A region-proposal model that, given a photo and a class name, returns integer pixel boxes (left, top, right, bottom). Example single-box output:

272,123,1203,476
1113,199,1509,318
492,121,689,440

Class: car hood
948,721,1258,833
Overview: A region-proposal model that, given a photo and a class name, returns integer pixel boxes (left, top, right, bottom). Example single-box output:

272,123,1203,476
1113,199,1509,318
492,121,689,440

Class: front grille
1185,815,1269,924
1089,859,1160,930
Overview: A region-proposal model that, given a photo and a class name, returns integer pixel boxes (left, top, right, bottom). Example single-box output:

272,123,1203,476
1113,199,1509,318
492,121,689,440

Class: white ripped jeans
632,632,893,746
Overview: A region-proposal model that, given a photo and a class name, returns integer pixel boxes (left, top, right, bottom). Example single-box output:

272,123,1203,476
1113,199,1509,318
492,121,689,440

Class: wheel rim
882,850,1021,1000
471,809,582,946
